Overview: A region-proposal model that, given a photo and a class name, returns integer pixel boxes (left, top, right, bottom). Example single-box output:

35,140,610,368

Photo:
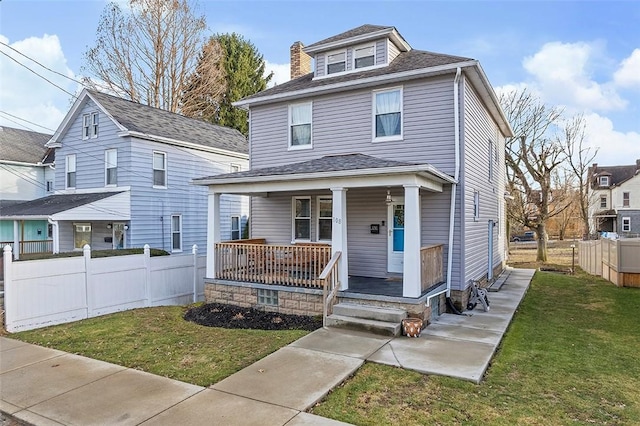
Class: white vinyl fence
3,244,206,332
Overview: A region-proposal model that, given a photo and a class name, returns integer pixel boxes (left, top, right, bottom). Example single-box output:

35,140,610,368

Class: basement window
257,289,278,306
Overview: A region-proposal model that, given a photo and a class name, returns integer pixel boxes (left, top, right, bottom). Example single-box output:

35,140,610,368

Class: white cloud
522,41,626,111
264,60,290,87
613,49,640,89
583,113,640,166
0,34,80,134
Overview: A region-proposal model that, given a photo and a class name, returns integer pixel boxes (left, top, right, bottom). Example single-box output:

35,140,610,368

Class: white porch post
403,184,422,297
206,192,221,279
331,187,349,290
13,220,19,260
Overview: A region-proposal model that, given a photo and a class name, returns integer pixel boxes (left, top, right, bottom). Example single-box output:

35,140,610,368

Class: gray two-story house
2,89,248,255
194,25,513,324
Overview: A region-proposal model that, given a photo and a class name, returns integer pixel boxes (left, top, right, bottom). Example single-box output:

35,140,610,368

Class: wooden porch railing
215,241,331,288
320,251,341,328
420,244,444,292
0,240,53,255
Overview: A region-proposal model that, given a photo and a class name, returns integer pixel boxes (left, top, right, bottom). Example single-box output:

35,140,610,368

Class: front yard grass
310,271,640,425
10,305,308,387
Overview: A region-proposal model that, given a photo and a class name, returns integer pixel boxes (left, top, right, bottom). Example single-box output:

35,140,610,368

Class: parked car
511,231,535,242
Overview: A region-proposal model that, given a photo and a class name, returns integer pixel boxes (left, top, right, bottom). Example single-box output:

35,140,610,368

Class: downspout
446,67,462,298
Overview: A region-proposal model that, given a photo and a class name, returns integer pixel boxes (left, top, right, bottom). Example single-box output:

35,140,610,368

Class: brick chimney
290,41,312,80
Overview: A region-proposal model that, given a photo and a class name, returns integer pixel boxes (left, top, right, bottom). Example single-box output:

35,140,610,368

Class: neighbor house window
257,289,278,306
622,217,631,232
66,154,76,188
473,191,480,221
600,196,607,209
373,87,402,140
488,140,495,181
599,176,610,187
82,112,99,139
293,197,311,241
623,192,630,207
171,215,182,252
153,151,167,187
354,44,375,69
289,102,312,149
105,149,117,186
326,50,346,74
317,197,333,241
73,223,91,249
231,216,240,240
46,180,53,192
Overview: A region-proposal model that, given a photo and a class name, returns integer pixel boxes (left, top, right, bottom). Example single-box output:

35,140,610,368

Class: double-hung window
623,192,630,207
153,151,167,187
354,45,375,69
293,197,311,241
373,88,402,141
105,149,117,186
599,176,610,187
171,215,182,252
326,51,346,74
317,197,333,241
289,103,312,149
82,112,99,139
66,154,76,188
622,217,631,232
600,196,607,209
231,216,240,240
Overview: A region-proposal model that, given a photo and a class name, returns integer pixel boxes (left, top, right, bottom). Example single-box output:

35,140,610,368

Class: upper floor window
623,192,630,207
83,112,99,139
66,154,76,188
105,149,117,186
293,197,311,241
373,88,402,141
289,102,312,149
354,45,375,69
326,51,346,74
622,217,631,233
153,151,167,187
600,196,607,209
171,214,182,252
599,176,610,187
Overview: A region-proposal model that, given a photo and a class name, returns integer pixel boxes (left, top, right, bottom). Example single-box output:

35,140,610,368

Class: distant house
0,89,249,257
194,24,513,323
589,159,640,237
0,126,55,256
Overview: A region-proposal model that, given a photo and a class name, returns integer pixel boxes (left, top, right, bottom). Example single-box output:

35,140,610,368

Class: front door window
113,223,125,249
393,205,405,252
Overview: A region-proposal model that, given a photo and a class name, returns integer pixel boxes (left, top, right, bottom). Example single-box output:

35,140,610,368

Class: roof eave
124,131,248,159
303,27,410,54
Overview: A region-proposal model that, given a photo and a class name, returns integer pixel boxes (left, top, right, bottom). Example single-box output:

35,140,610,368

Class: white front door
387,199,404,273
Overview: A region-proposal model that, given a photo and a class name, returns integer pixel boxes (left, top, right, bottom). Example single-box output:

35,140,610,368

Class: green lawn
10,305,308,387
311,271,640,425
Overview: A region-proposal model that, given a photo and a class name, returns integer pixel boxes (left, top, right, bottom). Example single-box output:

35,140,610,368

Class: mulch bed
184,303,322,331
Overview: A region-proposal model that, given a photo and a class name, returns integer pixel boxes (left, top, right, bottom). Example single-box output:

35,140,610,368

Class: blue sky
1,0,639,165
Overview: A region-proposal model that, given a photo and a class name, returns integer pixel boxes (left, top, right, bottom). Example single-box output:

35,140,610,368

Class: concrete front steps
325,303,407,336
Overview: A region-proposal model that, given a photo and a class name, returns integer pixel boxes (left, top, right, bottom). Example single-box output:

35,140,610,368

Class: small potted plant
402,317,424,337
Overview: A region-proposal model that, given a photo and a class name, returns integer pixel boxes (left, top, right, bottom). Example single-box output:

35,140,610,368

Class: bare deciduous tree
180,39,226,119
82,0,206,112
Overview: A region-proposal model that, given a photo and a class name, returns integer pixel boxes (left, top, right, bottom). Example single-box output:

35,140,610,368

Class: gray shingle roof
194,153,418,182
239,49,473,103
0,192,120,217
590,161,640,188
305,24,394,50
0,126,53,163
88,91,248,155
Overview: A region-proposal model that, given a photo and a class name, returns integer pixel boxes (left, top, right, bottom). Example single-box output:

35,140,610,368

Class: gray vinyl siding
250,74,456,174
375,39,387,65
387,39,401,63
57,220,114,252
461,76,505,286
313,38,389,77
315,55,326,78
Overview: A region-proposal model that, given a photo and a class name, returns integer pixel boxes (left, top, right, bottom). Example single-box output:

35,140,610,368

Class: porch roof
192,153,455,194
0,192,130,221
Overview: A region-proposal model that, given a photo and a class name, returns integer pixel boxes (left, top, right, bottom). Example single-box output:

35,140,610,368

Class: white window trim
622,192,630,207
82,114,91,140
325,49,347,75
91,112,99,138
622,217,631,232
292,196,312,243
372,86,403,143
231,215,240,240
66,154,76,189
600,196,607,209
171,214,183,252
316,196,333,242
288,102,313,151
230,163,241,173
105,149,117,187
352,43,376,70
73,222,91,250
599,176,610,186
473,190,480,221
153,151,167,188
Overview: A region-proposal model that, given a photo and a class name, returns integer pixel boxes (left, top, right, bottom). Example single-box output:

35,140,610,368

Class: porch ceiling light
385,189,393,205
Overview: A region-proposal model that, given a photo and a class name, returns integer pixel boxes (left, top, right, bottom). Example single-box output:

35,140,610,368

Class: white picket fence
3,244,206,332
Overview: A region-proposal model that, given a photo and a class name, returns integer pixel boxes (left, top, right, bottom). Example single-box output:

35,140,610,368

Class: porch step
326,303,407,337
333,303,407,323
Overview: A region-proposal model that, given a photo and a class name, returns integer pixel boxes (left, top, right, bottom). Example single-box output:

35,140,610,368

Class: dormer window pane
355,46,375,69
599,176,609,186
327,52,346,74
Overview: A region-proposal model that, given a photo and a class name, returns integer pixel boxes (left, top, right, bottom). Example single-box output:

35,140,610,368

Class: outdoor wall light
124,225,129,230
385,189,393,205
106,223,112,229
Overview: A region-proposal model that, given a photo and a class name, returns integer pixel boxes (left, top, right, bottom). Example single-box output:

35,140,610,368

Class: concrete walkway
1,268,534,425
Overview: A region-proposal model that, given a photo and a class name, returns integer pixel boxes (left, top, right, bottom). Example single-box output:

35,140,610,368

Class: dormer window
599,176,610,187
354,45,375,69
326,51,346,74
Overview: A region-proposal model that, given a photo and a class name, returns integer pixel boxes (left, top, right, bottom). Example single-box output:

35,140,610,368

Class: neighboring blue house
1,89,248,255
0,126,55,257
194,25,513,325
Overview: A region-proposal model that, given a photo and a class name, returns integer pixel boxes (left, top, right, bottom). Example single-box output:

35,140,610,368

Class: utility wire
0,110,56,133
0,50,77,98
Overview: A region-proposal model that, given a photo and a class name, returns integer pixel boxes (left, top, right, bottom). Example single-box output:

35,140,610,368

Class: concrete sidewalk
1,268,534,425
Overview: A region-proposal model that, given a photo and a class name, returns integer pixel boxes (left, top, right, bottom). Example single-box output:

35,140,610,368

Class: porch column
403,184,421,297
13,220,19,260
206,192,221,279
331,187,349,290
